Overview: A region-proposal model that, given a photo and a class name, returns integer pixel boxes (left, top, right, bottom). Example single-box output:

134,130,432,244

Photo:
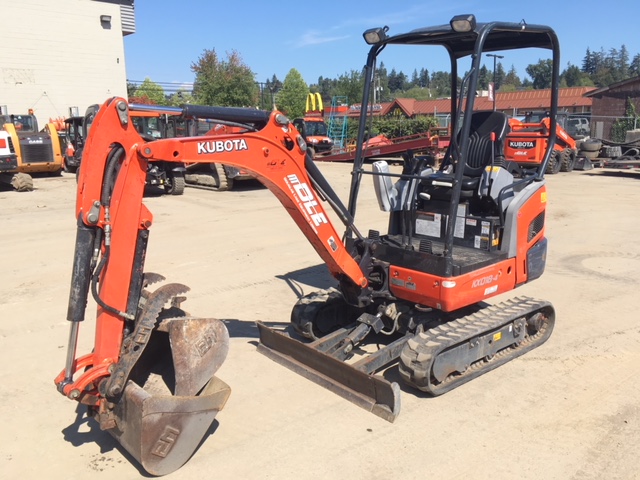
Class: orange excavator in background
55,15,560,475
292,92,334,157
506,115,578,174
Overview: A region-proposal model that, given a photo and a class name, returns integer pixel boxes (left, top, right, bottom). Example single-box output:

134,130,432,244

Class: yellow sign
305,93,323,113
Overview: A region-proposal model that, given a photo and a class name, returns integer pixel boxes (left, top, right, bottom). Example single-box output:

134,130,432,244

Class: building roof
346,86,595,118
583,75,640,98
482,86,595,111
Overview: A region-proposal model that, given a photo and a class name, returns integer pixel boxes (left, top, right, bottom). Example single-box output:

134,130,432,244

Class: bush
346,115,438,143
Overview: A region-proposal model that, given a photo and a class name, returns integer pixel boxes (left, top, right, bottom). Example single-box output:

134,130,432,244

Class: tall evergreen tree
630,54,640,76
387,68,397,92
618,45,630,80
418,68,430,88
410,69,419,88
495,62,506,90
477,65,490,90
582,47,594,74
503,65,521,89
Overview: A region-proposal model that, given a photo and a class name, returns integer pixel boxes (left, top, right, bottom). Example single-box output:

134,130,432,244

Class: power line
127,80,277,95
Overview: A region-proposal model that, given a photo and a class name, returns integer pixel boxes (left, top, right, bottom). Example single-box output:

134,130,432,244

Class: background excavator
55,14,559,475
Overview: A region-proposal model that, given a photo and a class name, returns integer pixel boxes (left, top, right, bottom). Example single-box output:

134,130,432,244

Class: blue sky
124,1,640,91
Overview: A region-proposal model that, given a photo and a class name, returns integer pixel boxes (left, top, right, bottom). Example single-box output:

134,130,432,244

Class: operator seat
421,111,510,200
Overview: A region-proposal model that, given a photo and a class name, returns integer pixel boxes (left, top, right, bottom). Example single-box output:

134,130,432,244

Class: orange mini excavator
56,14,559,475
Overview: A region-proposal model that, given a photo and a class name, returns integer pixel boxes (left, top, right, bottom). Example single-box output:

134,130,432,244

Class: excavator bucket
106,316,231,476
257,322,401,422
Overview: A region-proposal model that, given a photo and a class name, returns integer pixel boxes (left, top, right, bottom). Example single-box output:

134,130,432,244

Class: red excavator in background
55,14,559,475
506,115,578,174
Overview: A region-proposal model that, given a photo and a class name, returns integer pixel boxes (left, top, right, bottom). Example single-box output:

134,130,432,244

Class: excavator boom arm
72,97,366,370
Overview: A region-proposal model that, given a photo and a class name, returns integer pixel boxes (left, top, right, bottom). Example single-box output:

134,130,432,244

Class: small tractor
506,116,578,174
292,93,334,157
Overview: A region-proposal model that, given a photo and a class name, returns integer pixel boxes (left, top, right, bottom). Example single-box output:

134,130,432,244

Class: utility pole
487,54,504,111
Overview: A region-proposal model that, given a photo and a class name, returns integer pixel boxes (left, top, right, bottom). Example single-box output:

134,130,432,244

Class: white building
1,0,135,126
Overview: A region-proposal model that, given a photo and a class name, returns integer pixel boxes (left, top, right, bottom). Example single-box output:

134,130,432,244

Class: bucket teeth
142,272,166,287
104,283,190,400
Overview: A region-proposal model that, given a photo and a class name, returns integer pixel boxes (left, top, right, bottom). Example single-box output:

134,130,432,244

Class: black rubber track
398,296,555,396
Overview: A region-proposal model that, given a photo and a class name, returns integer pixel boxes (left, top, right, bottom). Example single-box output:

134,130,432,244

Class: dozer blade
107,317,231,476
257,322,401,423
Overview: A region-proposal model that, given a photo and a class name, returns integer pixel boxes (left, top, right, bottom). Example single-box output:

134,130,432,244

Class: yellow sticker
493,332,502,342
541,192,547,203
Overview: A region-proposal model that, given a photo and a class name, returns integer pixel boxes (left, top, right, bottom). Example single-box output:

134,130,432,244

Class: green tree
582,47,595,74
525,59,553,89
311,76,336,106
430,71,452,97
561,63,594,87
494,62,506,90
394,86,431,100
521,78,533,89
126,80,138,99
333,70,365,105
191,49,258,107
377,62,389,100
618,45,630,80
502,65,521,89
259,74,284,110
132,77,165,104
477,65,490,90
591,67,614,88
275,68,308,118
166,90,195,107
418,68,430,88
630,53,640,77
388,68,407,92
410,69,420,88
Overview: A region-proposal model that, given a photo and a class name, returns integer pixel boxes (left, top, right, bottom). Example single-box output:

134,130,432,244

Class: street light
486,54,504,111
